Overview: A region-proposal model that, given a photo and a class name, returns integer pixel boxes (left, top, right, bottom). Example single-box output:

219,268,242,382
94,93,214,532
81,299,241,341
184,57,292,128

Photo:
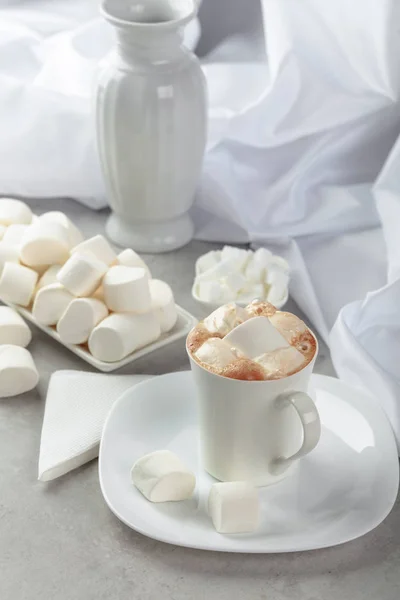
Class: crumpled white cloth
2,1,400,447
38,370,152,481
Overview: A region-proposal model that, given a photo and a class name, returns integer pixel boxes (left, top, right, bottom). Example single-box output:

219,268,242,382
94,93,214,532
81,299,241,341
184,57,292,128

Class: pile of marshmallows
193,245,290,306
0,198,177,365
132,450,259,534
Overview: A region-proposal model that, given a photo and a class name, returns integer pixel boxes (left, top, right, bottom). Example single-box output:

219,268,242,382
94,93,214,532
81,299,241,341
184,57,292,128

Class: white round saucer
99,372,399,553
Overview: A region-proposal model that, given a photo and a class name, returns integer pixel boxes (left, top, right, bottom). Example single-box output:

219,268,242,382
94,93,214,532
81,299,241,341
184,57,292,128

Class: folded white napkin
38,370,152,481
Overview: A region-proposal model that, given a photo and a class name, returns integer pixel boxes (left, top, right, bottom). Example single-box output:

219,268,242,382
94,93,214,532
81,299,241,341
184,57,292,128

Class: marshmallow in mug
88,312,161,362
57,253,108,297
0,306,32,347
32,283,74,326
0,345,38,398
131,450,196,503
39,211,84,248
57,298,108,345
20,221,70,267
103,266,151,313
71,234,117,267
0,198,32,226
0,262,38,307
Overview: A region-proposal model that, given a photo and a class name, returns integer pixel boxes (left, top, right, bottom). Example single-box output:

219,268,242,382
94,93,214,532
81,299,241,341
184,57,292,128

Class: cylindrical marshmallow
131,450,196,502
2,224,30,248
71,234,117,266
20,221,70,267
57,298,108,344
149,279,177,333
117,248,151,277
0,242,20,275
208,482,260,534
88,312,161,362
32,283,74,326
0,345,39,398
0,198,32,226
56,253,108,297
0,225,6,240
0,263,38,307
40,211,84,248
0,306,32,347
36,265,62,292
103,266,151,313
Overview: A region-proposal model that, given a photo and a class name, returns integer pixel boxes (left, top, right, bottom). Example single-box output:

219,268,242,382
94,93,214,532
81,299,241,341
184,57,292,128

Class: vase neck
115,28,184,62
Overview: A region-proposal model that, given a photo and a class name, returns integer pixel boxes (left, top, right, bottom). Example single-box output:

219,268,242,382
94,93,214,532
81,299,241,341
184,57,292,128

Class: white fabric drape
1,0,400,446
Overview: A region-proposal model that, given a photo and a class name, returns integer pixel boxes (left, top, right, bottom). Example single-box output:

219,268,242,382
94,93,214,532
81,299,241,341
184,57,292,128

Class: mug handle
271,391,321,476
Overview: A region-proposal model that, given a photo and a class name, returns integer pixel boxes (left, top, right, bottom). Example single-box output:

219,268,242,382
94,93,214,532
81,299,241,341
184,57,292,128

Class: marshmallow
196,258,239,283
0,199,32,226
71,234,117,266
266,269,289,306
195,250,221,275
57,298,108,345
267,254,290,273
56,253,108,297
149,279,177,333
88,312,161,362
0,225,6,240
2,224,30,248
220,246,251,270
0,345,39,398
195,337,240,370
0,306,32,347
32,283,74,326
0,263,38,306
20,221,70,267
117,248,151,277
203,303,248,336
224,316,289,357
255,346,306,379
40,211,84,248
131,450,196,502
103,266,151,313
193,280,231,305
235,284,265,304
208,482,260,534
36,265,62,292
268,311,308,345
0,242,20,275
221,272,247,295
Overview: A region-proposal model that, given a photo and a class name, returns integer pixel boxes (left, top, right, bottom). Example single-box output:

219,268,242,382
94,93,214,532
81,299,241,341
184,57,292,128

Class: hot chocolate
187,301,316,381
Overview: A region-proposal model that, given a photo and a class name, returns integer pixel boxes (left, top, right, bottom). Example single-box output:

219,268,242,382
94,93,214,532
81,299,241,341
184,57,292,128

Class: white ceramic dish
0,299,197,373
191,285,289,311
99,371,399,553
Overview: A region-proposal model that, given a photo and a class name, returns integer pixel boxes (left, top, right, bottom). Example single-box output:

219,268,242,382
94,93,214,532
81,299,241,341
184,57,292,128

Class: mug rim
186,328,319,385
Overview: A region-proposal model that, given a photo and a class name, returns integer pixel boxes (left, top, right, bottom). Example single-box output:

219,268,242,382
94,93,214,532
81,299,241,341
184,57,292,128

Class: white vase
96,0,207,253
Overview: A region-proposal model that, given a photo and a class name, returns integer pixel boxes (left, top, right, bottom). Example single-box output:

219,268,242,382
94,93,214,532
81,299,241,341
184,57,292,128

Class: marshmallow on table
0,306,32,347
71,234,117,266
149,279,177,333
57,298,108,344
36,265,62,292
88,312,161,362
0,345,38,398
32,283,74,326
224,316,289,357
195,337,239,370
208,482,260,534
40,211,84,248
0,198,32,226
203,303,248,336
0,262,38,307
131,450,196,502
0,242,20,275
57,253,108,297
20,221,70,267
2,224,30,248
117,248,151,277
103,266,151,313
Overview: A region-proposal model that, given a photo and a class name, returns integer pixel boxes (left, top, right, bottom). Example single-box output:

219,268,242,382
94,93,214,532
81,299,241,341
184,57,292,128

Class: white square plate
99,372,399,552
0,300,197,372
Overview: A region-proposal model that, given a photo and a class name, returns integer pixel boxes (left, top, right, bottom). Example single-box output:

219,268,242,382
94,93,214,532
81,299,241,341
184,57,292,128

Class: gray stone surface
0,199,399,600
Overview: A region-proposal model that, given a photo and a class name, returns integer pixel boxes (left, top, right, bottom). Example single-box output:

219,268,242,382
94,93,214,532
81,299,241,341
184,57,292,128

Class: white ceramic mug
187,338,321,487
